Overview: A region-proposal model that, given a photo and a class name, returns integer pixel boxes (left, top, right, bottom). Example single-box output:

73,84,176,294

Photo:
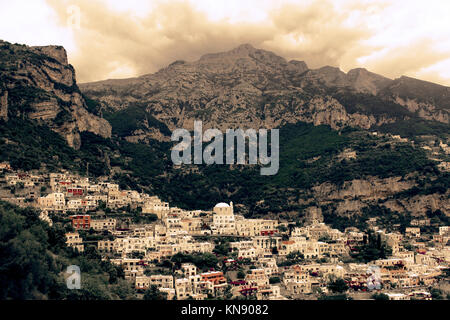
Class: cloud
45,0,450,86
263,1,376,69
46,0,270,82
360,39,450,82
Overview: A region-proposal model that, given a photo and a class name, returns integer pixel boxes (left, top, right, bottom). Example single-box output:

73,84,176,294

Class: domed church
212,202,235,235
213,202,234,215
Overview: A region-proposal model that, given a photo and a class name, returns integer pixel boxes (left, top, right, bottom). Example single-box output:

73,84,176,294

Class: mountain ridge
0,40,448,221
80,43,449,95
79,43,449,143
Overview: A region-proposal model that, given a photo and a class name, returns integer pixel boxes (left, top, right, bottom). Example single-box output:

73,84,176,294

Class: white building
211,202,236,235
65,232,84,252
142,196,170,218
235,216,278,237
38,192,65,211
91,218,116,231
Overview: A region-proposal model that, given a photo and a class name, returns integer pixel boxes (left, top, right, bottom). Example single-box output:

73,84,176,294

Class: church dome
215,202,230,208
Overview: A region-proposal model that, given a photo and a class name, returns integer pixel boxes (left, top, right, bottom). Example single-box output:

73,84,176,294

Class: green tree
351,231,392,263
430,288,443,300
269,277,280,284
213,242,230,256
327,278,348,294
143,285,167,300
371,293,389,300
284,251,304,265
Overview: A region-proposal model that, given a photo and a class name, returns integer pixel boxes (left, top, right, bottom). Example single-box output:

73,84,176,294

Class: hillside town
0,162,449,300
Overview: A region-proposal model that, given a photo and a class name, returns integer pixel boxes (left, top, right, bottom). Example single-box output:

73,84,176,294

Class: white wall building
211,202,236,235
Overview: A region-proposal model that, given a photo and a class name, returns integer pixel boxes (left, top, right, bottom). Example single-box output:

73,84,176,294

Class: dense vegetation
377,119,450,138
140,122,437,216
350,231,392,263
0,119,110,176
169,252,219,272
1,114,441,219
322,205,413,233
331,91,412,118
0,201,134,300
104,105,171,137
327,88,450,138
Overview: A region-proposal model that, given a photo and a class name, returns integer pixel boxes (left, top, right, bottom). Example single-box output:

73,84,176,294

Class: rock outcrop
0,40,111,148
312,176,416,201
308,175,449,218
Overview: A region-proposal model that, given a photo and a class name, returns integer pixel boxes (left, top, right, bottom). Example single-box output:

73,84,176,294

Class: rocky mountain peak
288,60,309,73
80,43,449,142
30,45,68,65
229,43,257,54
346,67,392,95
303,65,348,88
199,43,256,61
196,43,288,73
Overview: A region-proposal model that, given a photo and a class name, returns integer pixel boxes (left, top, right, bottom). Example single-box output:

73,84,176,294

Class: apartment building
256,258,279,276
135,275,174,290
142,196,170,218
405,227,421,238
253,236,282,252
38,192,65,211
65,232,84,252
256,285,283,300
91,218,116,231
70,215,91,230
245,269,269,287
201,271,228,293
283,266,312,295
238,247,257,261
116,258,145,280
235,216,278,237
180,218,205,235
181,263,197,277
299,264,346,278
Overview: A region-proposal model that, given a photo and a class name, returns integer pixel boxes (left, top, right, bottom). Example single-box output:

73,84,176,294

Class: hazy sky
1,0,450,85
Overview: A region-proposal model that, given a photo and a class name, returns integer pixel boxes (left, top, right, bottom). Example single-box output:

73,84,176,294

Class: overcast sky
1,0,450,85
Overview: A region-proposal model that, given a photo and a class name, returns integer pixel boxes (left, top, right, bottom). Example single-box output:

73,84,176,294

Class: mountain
80,43,449,142
0,40,111,149
1,41,448,228
76,44,449,225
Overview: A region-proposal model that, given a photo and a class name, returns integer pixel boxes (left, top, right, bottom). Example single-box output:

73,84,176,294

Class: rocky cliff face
80,44,449,141
312,176,415,201
280,174,449,223
0,40,111,149
312,175,448,216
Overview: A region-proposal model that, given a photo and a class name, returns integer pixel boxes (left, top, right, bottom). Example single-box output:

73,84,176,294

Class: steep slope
1,41,448,227
0,40,111,149
379,76,450,123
